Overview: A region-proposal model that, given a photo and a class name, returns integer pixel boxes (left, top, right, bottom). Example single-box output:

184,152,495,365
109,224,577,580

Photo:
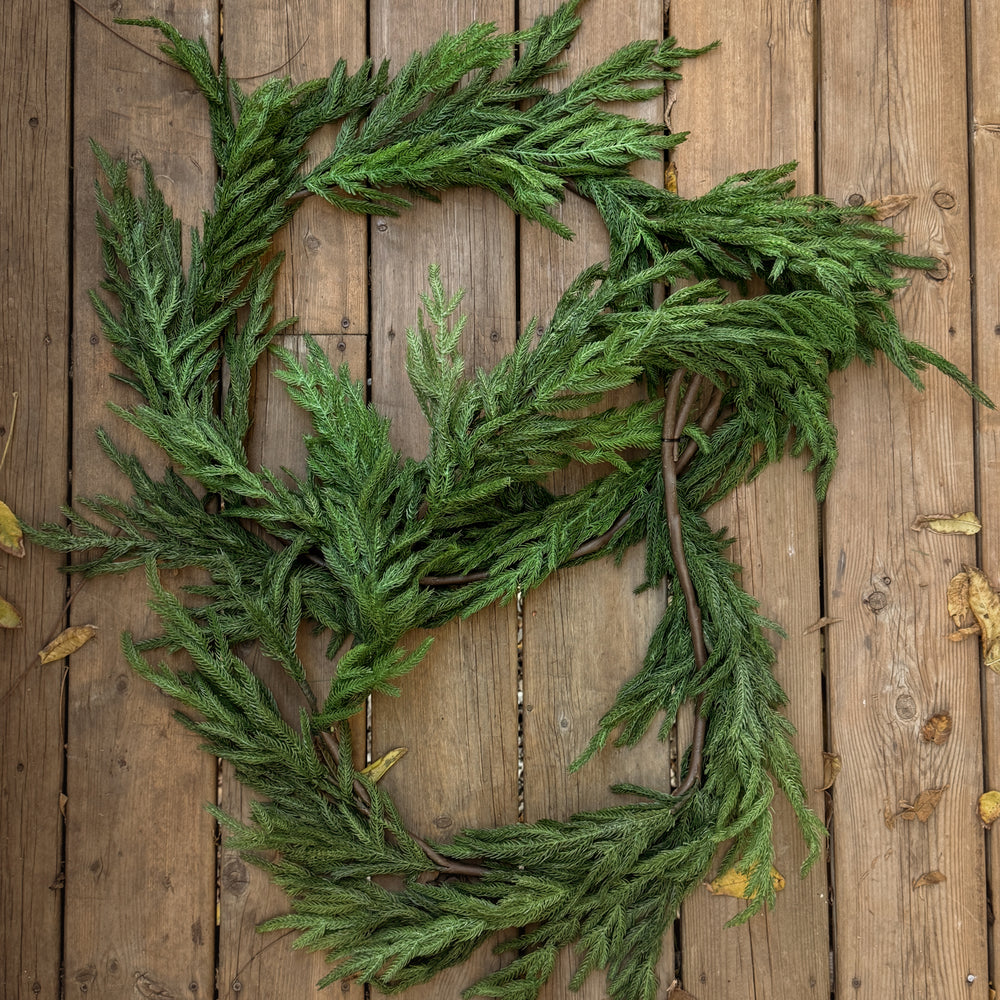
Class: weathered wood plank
516,3,674,997
820,1,988,996
969,0,1000,985
217,3,368,995
66,5,219,997
668,2,830,996
368,2,520,996
0,1,71,997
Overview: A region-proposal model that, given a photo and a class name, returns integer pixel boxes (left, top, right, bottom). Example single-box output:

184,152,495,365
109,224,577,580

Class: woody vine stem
27,5,988,999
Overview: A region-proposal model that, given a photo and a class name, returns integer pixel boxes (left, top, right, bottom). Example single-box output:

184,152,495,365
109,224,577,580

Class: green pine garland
28,4,988,998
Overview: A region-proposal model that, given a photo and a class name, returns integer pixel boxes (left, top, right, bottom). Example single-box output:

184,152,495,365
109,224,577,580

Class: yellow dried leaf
967,567,1000,672
38,625,98,664
706,864,784,900
912,511,981,534
360,747,408,783
0,595,22,628
0,500,24,557
919,714,952,746
947,571,974,629
912,870,946,890
898,785,948,823
817,751,842,791
978,790,1000,829
665,161,678,195
986,635,1000,674
870,193,916,221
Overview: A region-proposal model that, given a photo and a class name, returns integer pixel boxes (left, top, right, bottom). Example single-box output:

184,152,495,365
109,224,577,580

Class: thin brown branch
662,369,709,796
419,509,633,588
318,729,487,879
675,384,724,476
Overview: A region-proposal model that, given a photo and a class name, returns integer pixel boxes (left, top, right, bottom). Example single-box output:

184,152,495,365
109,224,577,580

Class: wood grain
66,4,219,998
821,1,988,996
217,2,368,995
0,1,71,997
516,2,675,997
367,2,520,996
668,2,830,996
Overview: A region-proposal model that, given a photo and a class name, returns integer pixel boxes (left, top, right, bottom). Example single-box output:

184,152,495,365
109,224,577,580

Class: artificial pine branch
25,6,989,1000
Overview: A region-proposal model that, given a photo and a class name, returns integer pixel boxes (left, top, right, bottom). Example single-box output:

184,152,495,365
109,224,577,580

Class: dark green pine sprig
24,5,990,1000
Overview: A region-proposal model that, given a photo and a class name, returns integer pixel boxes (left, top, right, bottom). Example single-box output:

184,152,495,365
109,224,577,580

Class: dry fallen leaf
870,193,916,221
912,511,981,535
360,746,408,783
0,595,22,628
912,870,946,890
804,616,844,635
38,625,98,664
979,791,1000,829
967,567,1000,672
706,864,784,900
949,625,982,642
947,572,975,629
883,804,897,831
665,161,678,195
898,785,949,823
817,751,842,791
0,500,24,557
919,714,952,746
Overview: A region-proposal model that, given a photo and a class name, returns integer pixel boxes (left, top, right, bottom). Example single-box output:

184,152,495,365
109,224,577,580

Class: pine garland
29,4,988,998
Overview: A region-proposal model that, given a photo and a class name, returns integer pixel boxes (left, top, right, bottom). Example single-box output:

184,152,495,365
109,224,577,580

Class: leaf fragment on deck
38,625,98,664
0,500,24,557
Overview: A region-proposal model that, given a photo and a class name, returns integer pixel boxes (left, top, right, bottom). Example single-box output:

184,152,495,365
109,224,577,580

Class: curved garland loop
29,4,988,999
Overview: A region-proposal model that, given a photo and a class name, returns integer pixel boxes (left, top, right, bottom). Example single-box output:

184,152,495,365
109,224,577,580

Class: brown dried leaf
817,751,842,791
947,572,975,629
911,511,981,534
949,625,981,642
986,635,1000,674
898,785,948,823
706,865,784,900
912,870,946,890
919,713,952,746
804,616,844,635
38,625,98,664
965,567,1000,672
883,804,897,830
0,500,24,557
978,790,1000,829
871,193,917,221
0,595,22,628
360,746,407,783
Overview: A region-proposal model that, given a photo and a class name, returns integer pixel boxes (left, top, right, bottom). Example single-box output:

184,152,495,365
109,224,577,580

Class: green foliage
26,6,987,1000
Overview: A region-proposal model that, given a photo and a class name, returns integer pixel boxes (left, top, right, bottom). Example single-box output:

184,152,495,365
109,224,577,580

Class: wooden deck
2,0,998,997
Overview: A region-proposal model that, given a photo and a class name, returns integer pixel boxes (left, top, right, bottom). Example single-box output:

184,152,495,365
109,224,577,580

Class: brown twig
317,730,487,880
662,369,709,796
675,384,724,476
419,509,634,588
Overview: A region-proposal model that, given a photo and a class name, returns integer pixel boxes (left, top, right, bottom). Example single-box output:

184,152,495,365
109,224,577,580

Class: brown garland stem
662,368,709,796
317,729,487,880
